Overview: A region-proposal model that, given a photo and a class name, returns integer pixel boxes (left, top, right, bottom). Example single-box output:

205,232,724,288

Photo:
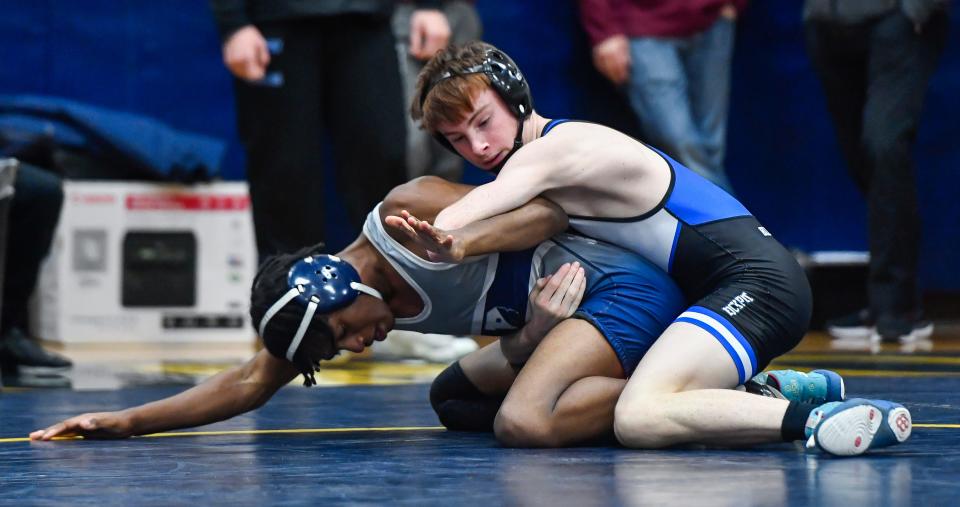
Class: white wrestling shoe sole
807,403,911,456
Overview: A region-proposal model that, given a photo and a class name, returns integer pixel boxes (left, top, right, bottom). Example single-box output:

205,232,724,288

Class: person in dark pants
0,163,73,375
209,1,450,259
394,0,482,183
805,0,950,343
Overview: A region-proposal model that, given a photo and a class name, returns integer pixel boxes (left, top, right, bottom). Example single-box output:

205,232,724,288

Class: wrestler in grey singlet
363,202,685,374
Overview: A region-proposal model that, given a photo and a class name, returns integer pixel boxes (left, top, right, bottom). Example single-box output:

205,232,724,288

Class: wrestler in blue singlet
539,120,812,384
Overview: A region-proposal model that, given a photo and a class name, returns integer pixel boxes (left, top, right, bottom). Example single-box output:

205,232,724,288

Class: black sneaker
874,316,934,344
0,328,73,371
826,309,874,340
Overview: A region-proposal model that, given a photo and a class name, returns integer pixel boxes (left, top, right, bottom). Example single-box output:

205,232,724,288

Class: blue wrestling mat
2,338,960,505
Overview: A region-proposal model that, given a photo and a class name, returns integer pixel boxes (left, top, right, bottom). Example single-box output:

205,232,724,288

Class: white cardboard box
33,181,257,344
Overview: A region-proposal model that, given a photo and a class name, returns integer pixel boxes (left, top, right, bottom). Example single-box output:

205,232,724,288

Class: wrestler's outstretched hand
385,209,466,263
30,411,134,441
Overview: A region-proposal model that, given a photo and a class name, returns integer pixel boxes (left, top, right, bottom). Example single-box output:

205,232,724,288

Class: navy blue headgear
419,47,533,171
257,254,382,365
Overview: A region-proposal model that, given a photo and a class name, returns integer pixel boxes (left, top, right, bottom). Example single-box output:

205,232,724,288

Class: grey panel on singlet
569,208,679,272
363,203,500,336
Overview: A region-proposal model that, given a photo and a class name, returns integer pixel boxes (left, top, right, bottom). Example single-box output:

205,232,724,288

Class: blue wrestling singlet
539,119,812,383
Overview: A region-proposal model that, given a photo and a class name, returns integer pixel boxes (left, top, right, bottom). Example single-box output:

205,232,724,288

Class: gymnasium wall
1,1,958,290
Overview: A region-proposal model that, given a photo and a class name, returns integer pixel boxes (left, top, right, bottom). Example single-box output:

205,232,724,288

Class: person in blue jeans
578,0,745,192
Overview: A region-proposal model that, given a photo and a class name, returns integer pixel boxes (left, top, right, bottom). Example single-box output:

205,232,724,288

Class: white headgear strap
286,297,320,362
350,282,383,301
258,287,300,338
257,283,383,363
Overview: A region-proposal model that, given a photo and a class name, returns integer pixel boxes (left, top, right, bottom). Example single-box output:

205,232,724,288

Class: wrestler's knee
493,403,559,448
613,393,671,449
430,361,492,430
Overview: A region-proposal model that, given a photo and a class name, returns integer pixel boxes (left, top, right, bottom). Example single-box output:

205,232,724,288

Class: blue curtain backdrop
1,0,957,289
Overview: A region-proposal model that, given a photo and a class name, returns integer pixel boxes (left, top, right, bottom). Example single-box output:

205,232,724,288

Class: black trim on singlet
691,214,761,229
538,119,677,223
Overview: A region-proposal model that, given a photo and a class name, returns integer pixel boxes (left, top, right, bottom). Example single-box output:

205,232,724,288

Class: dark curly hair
249,243,337,386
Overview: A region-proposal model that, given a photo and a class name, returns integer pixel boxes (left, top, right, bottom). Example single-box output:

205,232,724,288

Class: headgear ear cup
482,49,532,119
255,254,382,386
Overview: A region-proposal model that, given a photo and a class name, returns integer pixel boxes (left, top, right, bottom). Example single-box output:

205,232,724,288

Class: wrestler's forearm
456,197,568,256
125,371,259,435
127,351,295,435
382,176,566,257
499,327,541,368
435,181,535,230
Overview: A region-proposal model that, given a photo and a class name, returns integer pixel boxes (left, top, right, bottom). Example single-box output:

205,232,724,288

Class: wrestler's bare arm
381,176,567,259
432,140,571,230
382,176,485,223
434,124,667,228
31,349,298,440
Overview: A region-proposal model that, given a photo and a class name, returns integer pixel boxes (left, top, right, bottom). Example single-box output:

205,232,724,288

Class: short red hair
411,42,497,133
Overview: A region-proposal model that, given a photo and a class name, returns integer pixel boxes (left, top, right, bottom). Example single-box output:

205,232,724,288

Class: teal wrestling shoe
804,398,912,456
748,369,845,404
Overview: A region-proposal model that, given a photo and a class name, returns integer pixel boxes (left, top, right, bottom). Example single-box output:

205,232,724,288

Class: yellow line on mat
4,424,956,443
0,426,446,444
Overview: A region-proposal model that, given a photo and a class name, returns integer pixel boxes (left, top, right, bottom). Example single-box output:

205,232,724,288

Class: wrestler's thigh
503,319,624,410
621,321,740,401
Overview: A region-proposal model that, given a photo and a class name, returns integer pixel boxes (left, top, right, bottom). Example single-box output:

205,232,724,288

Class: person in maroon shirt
577,0,747,192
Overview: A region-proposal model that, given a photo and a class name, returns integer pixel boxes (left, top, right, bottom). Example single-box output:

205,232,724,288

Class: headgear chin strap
420,47,533,172
258,254,382,369
491,113,526,174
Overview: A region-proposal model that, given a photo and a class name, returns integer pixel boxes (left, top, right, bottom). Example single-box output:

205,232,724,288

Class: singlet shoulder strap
541,118,574,136
541,118,600,136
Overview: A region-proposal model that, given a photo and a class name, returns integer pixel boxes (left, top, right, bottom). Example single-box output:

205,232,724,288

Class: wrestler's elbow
528,196,569,235
383,176,446,217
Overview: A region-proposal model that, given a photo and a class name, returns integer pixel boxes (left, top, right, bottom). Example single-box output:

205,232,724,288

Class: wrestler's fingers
384,215,418,235
415,219,444,241
561,267,586,310
529,274,551,300
537,264,571,305
549,262,580,306
32,421,74,441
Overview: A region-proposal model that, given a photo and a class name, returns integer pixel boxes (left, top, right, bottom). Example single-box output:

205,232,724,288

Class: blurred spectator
0,161,73,377
578,0,746,192
209,1,450,259
394,1,483,182
368,2,483,364
806,0,949,343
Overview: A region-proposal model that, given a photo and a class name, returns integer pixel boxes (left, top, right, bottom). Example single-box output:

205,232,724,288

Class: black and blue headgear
419,45,533,172
254,254,382,386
